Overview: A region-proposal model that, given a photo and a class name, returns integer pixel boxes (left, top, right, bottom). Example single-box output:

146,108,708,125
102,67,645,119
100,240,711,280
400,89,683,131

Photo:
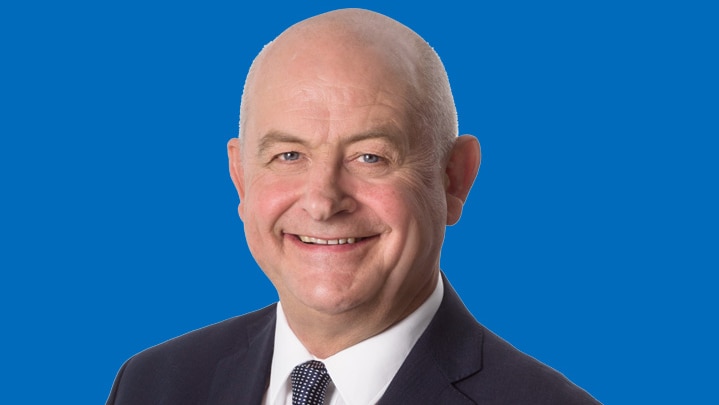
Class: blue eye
280,151,300,161
360,154,380,163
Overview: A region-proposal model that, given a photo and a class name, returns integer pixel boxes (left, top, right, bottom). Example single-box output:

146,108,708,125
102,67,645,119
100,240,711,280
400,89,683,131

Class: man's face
230,42,449,323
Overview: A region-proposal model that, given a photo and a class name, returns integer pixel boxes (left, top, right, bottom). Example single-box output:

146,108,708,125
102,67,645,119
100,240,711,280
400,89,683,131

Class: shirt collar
265,302,315,405
266,274,444,405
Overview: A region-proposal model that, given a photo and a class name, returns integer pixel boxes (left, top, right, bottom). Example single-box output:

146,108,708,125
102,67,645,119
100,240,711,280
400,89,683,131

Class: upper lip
296,235,364,245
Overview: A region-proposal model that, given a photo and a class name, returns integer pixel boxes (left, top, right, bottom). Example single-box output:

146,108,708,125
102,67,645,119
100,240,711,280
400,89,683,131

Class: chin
298,285,369,316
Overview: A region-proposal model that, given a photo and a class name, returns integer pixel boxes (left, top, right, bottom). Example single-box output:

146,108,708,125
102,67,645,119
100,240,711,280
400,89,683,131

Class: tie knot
290,360,331,405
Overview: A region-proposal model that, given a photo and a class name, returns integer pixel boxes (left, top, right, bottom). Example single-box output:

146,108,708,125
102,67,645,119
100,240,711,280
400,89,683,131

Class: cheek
394,170,447,223
243,174,300,226
361,175,445,237
360,183,406,219
241,176,300,270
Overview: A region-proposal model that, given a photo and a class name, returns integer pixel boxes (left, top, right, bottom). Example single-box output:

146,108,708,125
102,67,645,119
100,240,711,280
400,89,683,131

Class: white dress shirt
262,275,444,405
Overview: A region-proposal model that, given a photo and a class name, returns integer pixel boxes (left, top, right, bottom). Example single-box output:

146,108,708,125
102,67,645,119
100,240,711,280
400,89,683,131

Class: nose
301,160,357,221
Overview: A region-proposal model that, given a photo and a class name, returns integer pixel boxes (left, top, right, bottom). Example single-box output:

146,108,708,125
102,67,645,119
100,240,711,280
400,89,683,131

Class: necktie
290,360,331,405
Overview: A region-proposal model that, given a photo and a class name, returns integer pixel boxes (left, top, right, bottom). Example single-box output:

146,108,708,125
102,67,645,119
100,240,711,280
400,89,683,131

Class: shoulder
465,326,601,404
426,277,601,404
128,303,276,368
106,304,276,405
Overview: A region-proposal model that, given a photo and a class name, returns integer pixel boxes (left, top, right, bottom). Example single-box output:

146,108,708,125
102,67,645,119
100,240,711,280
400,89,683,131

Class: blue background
1,1,716,403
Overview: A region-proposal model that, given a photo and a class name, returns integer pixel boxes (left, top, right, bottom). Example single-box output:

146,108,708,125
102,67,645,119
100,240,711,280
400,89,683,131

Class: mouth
296,235,365,245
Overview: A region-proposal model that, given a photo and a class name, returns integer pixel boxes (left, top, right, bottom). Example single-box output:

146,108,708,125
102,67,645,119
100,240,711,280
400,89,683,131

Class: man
107,8,600,404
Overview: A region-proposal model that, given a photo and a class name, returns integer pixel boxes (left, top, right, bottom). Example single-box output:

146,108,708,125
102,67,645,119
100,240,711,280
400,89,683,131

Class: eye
279,151,300,161
358,153,381,164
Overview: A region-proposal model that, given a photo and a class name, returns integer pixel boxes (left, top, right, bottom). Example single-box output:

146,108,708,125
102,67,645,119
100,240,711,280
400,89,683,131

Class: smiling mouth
297,235,365,245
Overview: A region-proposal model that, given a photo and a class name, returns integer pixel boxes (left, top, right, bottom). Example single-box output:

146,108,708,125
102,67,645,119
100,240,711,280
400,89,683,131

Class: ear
227,138,246,220
445,135,481,225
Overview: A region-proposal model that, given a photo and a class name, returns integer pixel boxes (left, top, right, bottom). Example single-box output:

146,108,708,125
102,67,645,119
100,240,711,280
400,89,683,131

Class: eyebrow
256,127,406,157
256,131,309,158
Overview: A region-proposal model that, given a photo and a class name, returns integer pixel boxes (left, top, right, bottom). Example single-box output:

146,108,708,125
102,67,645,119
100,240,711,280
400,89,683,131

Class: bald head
239,8,458,161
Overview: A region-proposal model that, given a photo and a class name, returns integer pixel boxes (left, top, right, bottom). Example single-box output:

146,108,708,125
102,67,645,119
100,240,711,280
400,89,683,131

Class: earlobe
445,135,481,225
227,138,246,219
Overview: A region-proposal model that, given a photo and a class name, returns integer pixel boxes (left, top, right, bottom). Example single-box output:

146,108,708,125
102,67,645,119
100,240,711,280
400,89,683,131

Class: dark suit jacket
107,276,601,404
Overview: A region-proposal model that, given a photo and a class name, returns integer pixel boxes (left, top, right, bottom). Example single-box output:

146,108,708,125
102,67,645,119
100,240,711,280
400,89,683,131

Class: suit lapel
378,275,484,404
206,305,277,405
202,276,483,404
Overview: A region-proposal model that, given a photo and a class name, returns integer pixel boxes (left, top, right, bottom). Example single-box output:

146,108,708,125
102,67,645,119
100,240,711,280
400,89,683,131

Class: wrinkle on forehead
253,83,412,154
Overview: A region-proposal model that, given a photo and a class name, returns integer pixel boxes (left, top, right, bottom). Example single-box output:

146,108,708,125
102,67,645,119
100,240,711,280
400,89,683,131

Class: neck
281,274,438,358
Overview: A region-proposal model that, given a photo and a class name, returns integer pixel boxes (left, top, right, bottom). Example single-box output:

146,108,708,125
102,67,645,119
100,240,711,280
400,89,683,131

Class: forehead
244,42,420,147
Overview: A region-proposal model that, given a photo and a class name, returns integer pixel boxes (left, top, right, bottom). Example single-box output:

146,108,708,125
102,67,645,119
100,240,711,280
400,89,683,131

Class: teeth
298,236,360,245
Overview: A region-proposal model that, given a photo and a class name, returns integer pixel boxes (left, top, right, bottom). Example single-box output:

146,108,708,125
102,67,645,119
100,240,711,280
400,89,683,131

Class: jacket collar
204,273,484,404
378,273,484,404
206,305,277,405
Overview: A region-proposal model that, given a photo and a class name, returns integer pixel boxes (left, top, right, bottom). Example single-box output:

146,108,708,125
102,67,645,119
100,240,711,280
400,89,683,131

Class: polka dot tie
290,360,331,405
